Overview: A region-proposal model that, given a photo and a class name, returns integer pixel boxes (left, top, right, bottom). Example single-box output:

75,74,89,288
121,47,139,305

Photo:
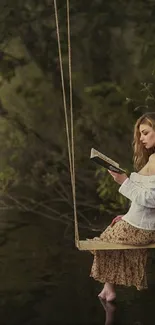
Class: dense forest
0,0,155,237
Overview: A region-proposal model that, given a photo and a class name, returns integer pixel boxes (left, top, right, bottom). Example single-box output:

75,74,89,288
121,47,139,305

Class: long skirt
90,219,155,290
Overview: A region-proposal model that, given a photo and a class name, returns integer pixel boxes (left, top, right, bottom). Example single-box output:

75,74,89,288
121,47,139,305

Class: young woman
90,112,155,302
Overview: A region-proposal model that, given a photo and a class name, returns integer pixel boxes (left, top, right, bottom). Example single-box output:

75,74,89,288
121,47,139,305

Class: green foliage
0,166,19,192
0,0,155,227
96,169,128,216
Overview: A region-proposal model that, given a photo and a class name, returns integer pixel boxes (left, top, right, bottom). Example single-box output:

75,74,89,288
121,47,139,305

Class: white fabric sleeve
119,178,155,208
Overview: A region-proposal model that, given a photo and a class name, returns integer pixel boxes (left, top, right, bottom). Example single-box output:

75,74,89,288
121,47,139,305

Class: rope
66,0,79,245
53,0,80,246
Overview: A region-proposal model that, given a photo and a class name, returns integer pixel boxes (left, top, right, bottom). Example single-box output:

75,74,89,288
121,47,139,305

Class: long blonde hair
133,112,155,171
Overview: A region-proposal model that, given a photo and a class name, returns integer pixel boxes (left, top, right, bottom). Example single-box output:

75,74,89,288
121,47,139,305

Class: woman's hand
110,215,123,227
108,170,128,185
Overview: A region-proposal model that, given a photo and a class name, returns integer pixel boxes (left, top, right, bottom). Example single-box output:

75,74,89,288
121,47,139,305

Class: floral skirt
90,220,155,290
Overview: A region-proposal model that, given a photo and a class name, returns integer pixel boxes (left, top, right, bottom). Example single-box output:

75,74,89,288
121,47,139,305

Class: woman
90,112,155,302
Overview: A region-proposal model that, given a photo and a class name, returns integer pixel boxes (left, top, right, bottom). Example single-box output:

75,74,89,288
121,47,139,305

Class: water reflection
99,298,116,325
98,295,155,325
1,212,155,324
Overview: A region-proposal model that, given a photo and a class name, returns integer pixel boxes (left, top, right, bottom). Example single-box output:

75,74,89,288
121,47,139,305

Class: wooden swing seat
77,240,155,250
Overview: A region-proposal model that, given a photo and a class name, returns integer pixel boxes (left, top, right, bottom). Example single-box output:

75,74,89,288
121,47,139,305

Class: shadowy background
0,0,155,324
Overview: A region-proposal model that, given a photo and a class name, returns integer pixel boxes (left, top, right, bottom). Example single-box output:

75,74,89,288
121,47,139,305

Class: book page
91,148,119,167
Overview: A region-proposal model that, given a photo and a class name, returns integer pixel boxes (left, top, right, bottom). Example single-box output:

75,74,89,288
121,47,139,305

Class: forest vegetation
0,0,155,238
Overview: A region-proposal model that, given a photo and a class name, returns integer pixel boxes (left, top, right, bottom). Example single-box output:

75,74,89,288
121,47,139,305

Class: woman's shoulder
130,153,155,181
148,153,155,176
149,153,155,162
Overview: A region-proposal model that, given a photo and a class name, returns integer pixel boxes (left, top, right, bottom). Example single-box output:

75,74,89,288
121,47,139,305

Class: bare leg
98,283,116,302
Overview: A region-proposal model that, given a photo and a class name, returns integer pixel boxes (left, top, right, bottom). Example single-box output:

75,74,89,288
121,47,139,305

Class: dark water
1,212,155,325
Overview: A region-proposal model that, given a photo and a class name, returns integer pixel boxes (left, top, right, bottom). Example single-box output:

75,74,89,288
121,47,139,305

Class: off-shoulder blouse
119,153,155,230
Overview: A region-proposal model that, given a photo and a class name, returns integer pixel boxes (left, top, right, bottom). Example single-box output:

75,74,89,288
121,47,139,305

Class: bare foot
98,283,116,302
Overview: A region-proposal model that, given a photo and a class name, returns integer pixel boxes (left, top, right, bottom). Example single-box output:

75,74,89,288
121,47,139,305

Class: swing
53,0,155,251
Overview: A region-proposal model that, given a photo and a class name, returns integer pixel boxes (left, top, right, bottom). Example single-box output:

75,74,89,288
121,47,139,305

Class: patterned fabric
90,219,155,290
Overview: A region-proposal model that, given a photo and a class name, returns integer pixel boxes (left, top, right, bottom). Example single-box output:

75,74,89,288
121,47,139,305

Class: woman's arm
119,154,155,208
118,178,155,208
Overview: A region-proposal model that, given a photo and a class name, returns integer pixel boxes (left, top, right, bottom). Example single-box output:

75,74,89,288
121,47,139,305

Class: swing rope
53,1,155,251
53,0,79,247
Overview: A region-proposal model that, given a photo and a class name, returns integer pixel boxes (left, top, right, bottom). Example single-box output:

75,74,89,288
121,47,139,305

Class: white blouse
119,154,155,230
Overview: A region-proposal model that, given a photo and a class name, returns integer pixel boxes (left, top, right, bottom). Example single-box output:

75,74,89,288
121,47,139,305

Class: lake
1,211,155,325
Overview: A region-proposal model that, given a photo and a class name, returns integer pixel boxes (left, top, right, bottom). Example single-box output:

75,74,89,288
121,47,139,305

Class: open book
90,148,126,174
